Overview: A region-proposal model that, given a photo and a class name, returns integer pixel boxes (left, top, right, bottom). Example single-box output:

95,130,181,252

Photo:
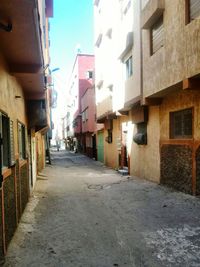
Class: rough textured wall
16,159,21,220
130,106,160,182
196,147,200,195
20,164,29,213
3,173,17,249
161,145,192,194
36,132,45,172
104,119,120,169
0,56,26,154
160,90,200,140
159,90,200,194
142,0,200,97
0,190,3,259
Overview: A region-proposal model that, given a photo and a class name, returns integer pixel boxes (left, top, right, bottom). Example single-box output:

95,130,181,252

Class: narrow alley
3,150,200,267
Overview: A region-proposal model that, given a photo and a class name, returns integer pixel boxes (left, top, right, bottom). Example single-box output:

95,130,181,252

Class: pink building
81,86,97,158
67,54,95,153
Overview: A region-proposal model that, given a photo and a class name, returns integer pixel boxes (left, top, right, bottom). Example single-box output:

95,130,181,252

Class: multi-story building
95,0,200,196
0,0,53,260
141,0,200,195
66,54,95,152
94,0,142,171
81,84,97,158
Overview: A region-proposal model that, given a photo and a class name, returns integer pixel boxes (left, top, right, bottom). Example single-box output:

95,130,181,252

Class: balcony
0,0,51,100
27,100,49,132
141,0,165,29
97,95,113,122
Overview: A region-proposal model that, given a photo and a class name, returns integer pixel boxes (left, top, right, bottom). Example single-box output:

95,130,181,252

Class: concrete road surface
4,150,200,267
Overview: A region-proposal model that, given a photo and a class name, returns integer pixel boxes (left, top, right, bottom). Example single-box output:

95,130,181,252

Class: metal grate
190,0,200,20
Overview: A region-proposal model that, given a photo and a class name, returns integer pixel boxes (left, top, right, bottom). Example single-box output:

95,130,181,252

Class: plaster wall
130,106,160,182
142,0,200,98
160,90,200,141
0,56,26,156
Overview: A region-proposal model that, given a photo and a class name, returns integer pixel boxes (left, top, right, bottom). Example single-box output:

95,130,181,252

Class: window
151,15,164,55
0,114,15,168
10,120,15,166
86,71,93,79
125,56,133,78
186,0,200,23
18,122,26,159
82,109,88,123
170,108,193,139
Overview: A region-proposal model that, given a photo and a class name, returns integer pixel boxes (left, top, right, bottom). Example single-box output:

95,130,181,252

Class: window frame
150,15,164,55
170,108,193,140
185,0,200,24
125,55,133,79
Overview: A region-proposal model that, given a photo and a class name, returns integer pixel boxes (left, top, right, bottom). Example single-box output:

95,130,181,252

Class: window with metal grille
151,15,164,55
186,0,200,22
170,108,193,139
10,120,15,166
0,114,15,168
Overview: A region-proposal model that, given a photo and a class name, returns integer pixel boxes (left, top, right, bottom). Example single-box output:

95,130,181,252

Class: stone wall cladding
3,173,17,249
20,164,29,213
0,190,3,259
196,147,200,195
16,159,21,220
161,145,192,194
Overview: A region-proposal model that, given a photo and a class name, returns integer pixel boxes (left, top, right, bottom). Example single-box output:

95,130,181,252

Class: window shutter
190,0,200,20
151,16,164,54
10,120,15,166
2,115,10,167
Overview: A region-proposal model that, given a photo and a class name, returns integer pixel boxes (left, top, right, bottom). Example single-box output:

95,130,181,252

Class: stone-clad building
0,0,53,260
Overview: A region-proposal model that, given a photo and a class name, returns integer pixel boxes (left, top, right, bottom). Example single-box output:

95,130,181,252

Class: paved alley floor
4,150,200,267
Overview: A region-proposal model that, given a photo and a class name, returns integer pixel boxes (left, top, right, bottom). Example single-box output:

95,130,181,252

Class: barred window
170,108,193,139
187,0,200,22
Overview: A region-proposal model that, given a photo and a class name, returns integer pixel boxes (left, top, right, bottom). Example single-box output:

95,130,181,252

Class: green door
97,131,104,163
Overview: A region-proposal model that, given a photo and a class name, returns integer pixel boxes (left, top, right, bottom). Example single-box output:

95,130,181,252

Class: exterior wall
130,106,160,182
104,119,120,169
36,132,45,173
67,54,94,138
160,90,200,194
81,87,96,133
0,56,30,257
142,0,200,98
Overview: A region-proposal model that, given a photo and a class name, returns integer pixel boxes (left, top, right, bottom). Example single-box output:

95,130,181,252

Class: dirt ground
3,150,200,267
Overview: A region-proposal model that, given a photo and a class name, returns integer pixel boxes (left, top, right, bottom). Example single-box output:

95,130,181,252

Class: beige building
0,0,53,259
141,0,200,194
95,0,200,195
94,0,142,171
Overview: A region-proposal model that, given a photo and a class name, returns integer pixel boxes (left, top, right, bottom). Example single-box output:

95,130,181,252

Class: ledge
141,0,165,29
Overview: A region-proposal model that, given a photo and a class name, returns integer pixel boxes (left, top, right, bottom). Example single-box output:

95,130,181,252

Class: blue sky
49,0,94,82
49,0,94,128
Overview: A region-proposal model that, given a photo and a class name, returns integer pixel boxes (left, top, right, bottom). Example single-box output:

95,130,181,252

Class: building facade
0,0,53,260
94,0,142,171
141,0,200,194
65,54,95,153
94,0,200,195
